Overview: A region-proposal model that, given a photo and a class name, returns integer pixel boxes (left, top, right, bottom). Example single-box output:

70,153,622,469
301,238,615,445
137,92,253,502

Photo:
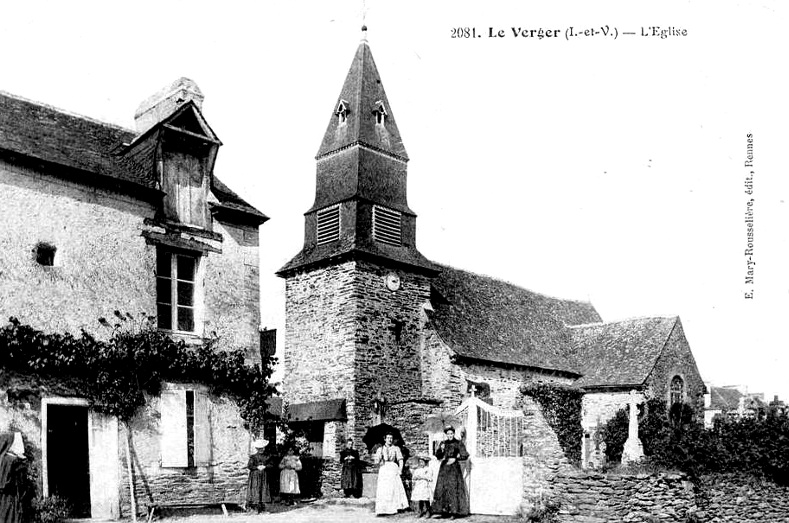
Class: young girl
278,447,302,505
409,456,433,518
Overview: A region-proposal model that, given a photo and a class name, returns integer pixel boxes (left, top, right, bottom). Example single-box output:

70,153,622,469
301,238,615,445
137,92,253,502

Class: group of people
365,426,469,519
248,425,469,519
245,439,302,513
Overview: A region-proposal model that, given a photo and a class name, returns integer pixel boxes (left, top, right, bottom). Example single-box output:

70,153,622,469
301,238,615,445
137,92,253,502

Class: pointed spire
315,37,408,161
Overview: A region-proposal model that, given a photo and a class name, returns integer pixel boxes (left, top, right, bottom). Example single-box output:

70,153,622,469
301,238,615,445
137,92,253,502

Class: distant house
704,385,780,427
0,79,267,519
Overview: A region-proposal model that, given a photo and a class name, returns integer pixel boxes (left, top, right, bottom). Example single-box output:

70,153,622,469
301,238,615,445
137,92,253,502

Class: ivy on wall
521,382,583,463
0,314,278,434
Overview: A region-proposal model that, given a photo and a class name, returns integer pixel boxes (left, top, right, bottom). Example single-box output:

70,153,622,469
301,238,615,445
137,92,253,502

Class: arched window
670,376,684,407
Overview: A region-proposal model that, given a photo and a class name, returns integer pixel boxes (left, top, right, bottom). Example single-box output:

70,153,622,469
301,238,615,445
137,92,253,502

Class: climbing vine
521,382,583,463
0,314,278,434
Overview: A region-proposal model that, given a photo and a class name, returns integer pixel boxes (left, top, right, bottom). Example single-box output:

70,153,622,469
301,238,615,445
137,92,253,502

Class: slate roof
0,90,264,221
569,316,679,388
428,265,602,373
708,386,742,411
316,38,408,161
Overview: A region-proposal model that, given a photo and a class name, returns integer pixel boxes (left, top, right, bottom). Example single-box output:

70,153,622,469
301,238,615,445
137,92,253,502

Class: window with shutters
373,205,401,246
156,248,201,333
160,385,211,468
316,204,340,245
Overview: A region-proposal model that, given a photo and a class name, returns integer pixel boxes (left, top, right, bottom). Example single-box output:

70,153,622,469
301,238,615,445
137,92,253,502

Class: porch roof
288,398,347,422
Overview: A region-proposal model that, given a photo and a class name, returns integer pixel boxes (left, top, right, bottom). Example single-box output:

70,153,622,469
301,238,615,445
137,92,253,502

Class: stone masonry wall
551,471,789,523
517,395,576,508
282,261,356,412
0,160,262,361
0,375,251,518
203,220,261,361
0,160,156,334
120,391,251,517
645,320,706,420
552,471,697,523
695,473,789,523
581,391,646,435
421,331,574,412
352,260,432,450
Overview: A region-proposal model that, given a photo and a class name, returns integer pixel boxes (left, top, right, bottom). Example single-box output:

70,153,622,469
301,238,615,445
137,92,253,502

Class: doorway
46,404,91,517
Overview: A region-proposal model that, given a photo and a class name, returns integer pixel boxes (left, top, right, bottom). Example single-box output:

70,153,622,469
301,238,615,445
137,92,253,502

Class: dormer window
336,100,349,125
373,205,401,246
317,204,341,245
373,100,387,126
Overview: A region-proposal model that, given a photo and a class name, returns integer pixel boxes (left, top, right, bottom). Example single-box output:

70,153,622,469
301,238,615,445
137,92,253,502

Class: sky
1,1,787,400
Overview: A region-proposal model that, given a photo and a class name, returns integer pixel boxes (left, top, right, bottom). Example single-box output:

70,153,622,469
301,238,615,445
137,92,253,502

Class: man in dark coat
339,438,363,498
431,426,469,519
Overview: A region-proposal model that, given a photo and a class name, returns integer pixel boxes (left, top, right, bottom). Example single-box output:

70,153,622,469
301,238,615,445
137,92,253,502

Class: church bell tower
277,28,438,456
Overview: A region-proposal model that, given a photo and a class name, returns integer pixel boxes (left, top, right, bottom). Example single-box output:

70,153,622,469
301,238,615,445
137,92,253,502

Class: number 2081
451,27,477,38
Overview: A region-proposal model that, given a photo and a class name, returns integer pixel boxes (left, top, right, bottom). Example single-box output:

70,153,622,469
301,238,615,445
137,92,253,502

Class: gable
571,317,678,388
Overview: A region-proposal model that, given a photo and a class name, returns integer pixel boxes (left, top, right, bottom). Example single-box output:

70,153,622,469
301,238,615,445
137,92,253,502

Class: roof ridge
0,89,134,135
567,315,679,329
433,262,595,305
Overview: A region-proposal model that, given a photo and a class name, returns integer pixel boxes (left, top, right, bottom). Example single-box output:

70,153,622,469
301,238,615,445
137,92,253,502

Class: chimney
134,77,204,134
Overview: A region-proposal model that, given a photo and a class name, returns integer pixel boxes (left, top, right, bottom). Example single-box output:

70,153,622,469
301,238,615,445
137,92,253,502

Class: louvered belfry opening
316,204,341,245
373,205,401,246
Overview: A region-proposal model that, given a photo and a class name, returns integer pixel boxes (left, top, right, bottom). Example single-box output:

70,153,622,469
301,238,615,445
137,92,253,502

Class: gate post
464,397,478,458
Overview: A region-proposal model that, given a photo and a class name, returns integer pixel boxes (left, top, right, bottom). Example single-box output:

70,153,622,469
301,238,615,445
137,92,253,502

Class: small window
670,376,684,407
336,100,349,125
373,100,387,126
373,205,401,246
35,242,57,266
156,249,198,332
316,205,340,245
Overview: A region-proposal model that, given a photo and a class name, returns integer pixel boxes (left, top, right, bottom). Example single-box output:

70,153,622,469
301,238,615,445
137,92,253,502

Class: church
276,29,705,513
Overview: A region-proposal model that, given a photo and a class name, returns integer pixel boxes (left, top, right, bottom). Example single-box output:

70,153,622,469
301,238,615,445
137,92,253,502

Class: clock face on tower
385,272,401,291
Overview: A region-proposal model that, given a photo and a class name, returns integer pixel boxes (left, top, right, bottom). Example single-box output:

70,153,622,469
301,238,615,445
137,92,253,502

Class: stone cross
469,384,477,398
621,390,644,465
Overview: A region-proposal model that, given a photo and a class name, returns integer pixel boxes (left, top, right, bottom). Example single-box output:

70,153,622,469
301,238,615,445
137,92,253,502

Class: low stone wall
552,471,697,523
550,471,789,523
695,473,789,523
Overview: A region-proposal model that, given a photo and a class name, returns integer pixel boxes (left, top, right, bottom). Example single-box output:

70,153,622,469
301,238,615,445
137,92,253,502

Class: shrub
597,398,789,485
32,496,70,523
516,498,561,522
0,315,278,433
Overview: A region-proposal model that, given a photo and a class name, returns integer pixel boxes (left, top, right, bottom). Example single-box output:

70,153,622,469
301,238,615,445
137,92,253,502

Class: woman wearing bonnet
246,439,272,513
0,432,27,523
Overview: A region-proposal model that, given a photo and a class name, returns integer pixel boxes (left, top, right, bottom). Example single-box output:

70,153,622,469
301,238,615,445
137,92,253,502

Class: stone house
276,31,705,512
0,79,267,518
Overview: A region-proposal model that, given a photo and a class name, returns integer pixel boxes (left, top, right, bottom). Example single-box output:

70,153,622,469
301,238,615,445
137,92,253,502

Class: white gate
456,396,525,515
